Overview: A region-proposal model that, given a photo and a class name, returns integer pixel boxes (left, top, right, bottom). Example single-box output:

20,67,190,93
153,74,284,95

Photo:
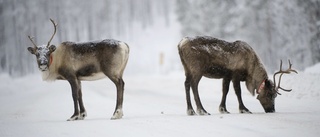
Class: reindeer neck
48,50,58,70
252,61,268,92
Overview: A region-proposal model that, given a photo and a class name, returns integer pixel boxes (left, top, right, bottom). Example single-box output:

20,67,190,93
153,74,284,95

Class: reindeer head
27,19,57,71
257,60,298,113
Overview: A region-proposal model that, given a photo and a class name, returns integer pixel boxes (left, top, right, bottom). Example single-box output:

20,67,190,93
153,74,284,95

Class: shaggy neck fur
246,56,268,96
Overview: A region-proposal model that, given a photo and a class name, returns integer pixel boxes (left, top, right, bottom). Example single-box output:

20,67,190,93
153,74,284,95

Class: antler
28,35,38,48
273,60,298,94
47,18,58,48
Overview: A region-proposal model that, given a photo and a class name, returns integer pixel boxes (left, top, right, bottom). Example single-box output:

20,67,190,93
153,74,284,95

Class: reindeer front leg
66,78,87,121
59,68,86,121
67,78,82,121
76,80,87,120
219,78,231,114
232,79,252,114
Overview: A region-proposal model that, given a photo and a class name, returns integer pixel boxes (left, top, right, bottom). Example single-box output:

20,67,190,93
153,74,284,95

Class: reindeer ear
27,47,36,54
49,45,56,52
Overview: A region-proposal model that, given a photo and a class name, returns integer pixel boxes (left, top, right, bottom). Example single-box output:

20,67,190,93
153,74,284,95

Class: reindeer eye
268,92,277,99
273,93,277,98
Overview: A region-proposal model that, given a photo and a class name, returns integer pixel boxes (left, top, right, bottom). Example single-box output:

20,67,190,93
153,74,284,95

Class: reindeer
177,36,297,115
27,19,129,121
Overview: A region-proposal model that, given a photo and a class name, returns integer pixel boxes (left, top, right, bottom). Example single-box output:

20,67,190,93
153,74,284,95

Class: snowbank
304,63,320,74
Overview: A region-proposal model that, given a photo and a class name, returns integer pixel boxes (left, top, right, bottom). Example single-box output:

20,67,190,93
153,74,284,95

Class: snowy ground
0,64,320,137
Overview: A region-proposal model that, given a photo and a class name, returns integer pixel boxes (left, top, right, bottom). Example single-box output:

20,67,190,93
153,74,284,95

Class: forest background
1,0,319,77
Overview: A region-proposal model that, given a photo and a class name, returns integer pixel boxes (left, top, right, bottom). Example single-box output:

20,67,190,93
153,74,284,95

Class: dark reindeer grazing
178,36,297,115
27,19,129,121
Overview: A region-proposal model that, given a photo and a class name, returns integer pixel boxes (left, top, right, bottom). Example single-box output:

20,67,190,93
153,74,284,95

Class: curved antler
47,18,58,48
273,60,298,94
28,35,38,48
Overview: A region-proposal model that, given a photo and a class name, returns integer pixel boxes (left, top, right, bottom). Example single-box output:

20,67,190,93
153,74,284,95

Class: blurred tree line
0,0,171,76
1,0,319,77
176,0,320,72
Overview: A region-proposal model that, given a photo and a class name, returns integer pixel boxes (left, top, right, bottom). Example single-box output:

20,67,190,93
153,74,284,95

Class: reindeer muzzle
39,60,49,71
264,107,275,113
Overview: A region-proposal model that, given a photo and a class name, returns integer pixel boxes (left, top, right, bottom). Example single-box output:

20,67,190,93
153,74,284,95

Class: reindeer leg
67,78,81,121
191,75,210,115
58,69,82,121
232,80,252,114
219,78,231,114
110,77,124,120
77,81,87,120
185,74,196,115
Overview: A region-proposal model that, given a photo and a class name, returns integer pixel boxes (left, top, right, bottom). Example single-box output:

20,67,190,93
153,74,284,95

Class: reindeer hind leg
105,73,124,120
190,75,210,115
185,74,196,115
111,77,124,120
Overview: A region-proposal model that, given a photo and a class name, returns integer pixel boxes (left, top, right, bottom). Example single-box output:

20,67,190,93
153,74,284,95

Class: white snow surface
1,66,320,137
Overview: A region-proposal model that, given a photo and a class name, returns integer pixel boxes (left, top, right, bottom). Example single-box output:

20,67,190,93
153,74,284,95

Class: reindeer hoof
78,111,87,120
240,109,252,114
67,112,87,121
67,115,80,121
187,109,196,116
197,109,210,115
219,107,230,114
111,109,123,120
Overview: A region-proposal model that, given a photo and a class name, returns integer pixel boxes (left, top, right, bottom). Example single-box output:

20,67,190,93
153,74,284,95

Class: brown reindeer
27,19,129,121
178,36,297,115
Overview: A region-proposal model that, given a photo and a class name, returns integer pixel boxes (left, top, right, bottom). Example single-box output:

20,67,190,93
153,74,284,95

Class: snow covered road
0,69,319,137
